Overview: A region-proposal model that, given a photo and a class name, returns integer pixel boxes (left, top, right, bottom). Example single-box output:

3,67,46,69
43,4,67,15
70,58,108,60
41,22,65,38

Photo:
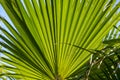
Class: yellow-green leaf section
0,0,120,80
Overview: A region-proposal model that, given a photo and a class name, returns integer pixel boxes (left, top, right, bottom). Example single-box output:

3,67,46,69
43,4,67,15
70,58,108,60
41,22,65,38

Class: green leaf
0,0,120,79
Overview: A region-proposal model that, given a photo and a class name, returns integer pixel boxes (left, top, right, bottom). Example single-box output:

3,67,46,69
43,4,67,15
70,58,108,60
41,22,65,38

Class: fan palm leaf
88,42,120,80
0,0,120,80
85,25,120,80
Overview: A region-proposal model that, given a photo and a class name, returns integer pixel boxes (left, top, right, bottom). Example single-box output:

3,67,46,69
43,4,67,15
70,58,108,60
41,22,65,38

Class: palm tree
0,0,120,80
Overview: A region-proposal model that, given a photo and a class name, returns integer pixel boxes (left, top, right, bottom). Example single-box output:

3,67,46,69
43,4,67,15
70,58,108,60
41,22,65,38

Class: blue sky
0,4,13,32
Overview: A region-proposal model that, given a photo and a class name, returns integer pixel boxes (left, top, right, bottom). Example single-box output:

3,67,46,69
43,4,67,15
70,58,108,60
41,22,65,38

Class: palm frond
0,0,120,79
88,46,120,80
